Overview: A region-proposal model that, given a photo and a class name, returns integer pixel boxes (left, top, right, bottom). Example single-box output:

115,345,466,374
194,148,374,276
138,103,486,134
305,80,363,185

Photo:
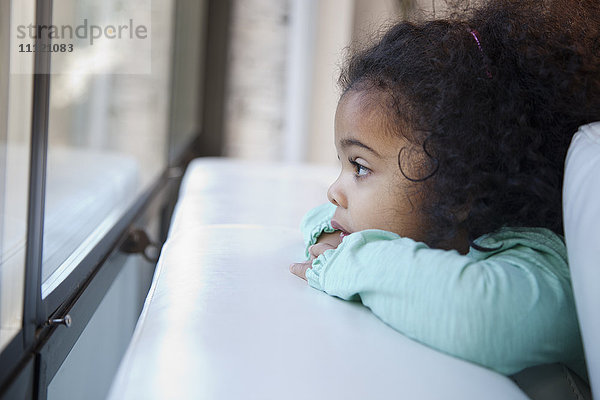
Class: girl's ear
397,144,439,183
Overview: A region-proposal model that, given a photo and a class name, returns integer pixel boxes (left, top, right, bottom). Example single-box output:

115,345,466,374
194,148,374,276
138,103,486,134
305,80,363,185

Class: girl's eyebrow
339,138,381,157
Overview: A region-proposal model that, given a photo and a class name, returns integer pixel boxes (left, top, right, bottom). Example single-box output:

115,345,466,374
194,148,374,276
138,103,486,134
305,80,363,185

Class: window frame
0,0,51,391
0,0,213,397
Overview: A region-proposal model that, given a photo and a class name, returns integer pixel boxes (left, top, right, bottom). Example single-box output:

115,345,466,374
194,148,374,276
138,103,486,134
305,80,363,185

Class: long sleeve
299,203,337,258
303,224,584,376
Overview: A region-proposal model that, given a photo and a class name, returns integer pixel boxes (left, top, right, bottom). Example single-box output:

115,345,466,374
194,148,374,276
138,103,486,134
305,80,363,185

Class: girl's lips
331,220,351,237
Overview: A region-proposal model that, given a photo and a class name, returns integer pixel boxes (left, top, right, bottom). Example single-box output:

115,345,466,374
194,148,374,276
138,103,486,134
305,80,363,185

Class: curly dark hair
338,0,600,247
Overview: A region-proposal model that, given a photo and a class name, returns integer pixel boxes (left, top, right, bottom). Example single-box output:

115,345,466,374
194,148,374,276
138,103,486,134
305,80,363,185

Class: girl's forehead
338,87,421,146
336,89,398,139
335,90,408,155
338,90,384,123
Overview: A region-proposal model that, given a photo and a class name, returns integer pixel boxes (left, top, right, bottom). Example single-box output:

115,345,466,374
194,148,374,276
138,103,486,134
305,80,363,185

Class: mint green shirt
302,203,585,377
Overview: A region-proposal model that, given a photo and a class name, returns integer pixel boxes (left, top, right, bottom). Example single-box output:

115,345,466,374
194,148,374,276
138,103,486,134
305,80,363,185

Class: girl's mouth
331,220,351,239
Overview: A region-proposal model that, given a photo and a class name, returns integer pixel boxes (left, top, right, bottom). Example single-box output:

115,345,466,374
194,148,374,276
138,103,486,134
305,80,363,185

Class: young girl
290,0,599,379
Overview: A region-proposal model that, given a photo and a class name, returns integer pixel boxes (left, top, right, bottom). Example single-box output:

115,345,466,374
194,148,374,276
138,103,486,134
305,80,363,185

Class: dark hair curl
338,0,600,247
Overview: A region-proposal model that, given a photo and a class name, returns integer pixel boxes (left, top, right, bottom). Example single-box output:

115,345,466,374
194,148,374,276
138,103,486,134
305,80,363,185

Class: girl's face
328,90,429,243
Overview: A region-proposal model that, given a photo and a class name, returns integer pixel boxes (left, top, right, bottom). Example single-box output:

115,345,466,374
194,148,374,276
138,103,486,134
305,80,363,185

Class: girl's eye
350,159,370,178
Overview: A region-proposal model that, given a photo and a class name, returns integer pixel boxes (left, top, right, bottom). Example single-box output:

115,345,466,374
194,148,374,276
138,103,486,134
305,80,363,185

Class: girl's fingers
291,243,336,281
308,243,335,259
289,261,312,281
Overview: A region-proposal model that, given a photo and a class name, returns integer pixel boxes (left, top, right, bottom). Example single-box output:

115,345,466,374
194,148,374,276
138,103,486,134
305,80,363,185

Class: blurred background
222,0,439,165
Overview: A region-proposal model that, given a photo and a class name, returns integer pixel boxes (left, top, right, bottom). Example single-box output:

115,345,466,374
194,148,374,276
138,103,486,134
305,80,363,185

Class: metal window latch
120,228,160,263
47,314,72,328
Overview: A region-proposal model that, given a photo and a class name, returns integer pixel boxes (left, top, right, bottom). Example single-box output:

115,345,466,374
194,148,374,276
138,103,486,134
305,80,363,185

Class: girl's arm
300,228,582,376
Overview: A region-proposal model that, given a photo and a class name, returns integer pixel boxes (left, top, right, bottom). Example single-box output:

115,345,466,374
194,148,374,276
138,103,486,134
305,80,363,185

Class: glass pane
0,1,35,351
41,0,174,296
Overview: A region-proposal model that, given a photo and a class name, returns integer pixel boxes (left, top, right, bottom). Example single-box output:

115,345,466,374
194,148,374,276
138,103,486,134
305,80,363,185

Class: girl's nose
327,177,347,209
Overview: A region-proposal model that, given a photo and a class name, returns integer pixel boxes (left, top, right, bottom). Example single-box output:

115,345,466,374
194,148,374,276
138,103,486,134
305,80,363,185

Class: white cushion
169,158,337,233
108,158,527,399
563,122,600,399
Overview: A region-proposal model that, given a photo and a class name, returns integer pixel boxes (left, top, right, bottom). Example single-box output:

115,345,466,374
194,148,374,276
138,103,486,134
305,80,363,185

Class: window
0,0,208,396
0,0,35,353
41,0,172,298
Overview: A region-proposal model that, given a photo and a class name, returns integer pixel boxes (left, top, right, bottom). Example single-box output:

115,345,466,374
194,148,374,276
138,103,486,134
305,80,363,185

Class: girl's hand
314,231,343,250
289,260,313,280
290,231,342,280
